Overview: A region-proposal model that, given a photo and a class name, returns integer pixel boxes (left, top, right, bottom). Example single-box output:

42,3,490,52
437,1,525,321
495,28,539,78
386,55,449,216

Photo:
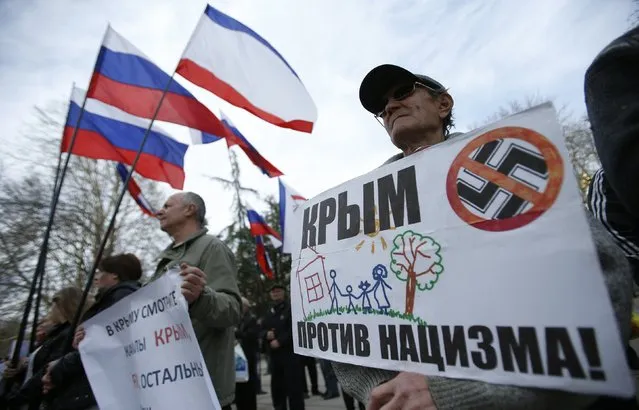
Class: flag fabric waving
88,26,229,140
279,179,307,253
220,111,283,177
61,87,188,189
255,235,275,279
247,208,282,248
189,129,222,145
116,163,157,217
178,5,317,133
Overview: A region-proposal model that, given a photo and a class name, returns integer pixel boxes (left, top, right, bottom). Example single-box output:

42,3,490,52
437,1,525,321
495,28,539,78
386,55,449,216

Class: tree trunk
405,272,416,315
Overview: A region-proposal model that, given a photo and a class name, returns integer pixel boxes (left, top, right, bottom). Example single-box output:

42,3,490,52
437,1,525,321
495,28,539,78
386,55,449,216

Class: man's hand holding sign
369,372,436,410
72,326,86,350
179,262,206,304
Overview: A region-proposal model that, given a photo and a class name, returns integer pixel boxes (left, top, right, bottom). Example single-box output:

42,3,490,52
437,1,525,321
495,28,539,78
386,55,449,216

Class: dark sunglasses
375,82,434,120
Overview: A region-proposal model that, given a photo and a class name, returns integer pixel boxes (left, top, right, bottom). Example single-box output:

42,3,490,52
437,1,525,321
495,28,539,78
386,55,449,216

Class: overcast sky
0,0,635,237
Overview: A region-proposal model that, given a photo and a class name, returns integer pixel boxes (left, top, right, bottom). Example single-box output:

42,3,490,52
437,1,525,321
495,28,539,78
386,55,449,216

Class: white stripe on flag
268,235,282,249
72,87,176,140
103,26,151,60
181,7,316,124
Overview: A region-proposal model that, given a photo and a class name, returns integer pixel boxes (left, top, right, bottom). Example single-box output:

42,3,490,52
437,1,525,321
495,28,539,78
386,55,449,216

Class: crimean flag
178,5,317,133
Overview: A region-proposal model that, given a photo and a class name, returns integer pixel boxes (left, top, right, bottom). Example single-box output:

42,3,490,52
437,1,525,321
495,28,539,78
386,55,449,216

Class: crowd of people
234,284,364,410
1,253,142,410
1,23,637,410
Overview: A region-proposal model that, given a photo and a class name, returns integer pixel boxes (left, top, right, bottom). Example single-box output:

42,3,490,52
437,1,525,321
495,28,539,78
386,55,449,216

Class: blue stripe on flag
67,101,188,167
95,47,194,97
201,132,222,144
221,118,256,151
247,209,265,224
116,163,129,180
204,5,300,79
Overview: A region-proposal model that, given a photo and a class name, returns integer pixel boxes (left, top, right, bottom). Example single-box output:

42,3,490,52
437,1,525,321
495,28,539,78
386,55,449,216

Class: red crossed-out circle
446,126,564,232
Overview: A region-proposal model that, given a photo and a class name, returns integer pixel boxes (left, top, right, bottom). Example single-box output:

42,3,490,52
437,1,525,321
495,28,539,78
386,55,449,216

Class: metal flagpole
29,150,64,352
65,73,176,351
275,250,282,282
29,268,46,351
8,77,93,376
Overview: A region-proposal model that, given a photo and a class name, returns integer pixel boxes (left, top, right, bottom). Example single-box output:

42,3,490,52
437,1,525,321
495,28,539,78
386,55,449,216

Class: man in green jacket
154,192,241,409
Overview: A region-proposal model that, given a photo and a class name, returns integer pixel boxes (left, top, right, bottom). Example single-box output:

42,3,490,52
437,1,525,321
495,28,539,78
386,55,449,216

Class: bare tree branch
0,101,169,322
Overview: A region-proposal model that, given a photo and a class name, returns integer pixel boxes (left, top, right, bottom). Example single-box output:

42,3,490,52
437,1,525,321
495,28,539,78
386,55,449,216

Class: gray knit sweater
332,212,633,409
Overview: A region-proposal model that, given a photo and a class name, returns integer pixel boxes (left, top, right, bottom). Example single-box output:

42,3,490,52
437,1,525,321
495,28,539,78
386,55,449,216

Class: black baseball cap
269,283,286,292
359,64,446,115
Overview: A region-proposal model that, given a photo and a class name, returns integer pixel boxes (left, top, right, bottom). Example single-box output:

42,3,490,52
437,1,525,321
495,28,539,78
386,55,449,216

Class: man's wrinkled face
156,194,188,233
379,83,451,149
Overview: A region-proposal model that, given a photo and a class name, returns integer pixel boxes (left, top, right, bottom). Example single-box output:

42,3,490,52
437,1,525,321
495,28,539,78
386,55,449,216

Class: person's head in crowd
359,64,454,156
48,287,83,325
269,284,286,303
241,296,251,314
35,319,52,344
157,192,207,241
95,253,143,294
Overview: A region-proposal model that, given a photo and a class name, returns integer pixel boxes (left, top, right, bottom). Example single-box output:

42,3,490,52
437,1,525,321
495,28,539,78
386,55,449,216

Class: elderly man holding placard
287,63,636,410
154,192,241,409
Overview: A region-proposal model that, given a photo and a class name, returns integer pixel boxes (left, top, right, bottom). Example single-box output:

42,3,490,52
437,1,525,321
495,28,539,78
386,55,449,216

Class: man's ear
184,203,197,218
438,92,454,119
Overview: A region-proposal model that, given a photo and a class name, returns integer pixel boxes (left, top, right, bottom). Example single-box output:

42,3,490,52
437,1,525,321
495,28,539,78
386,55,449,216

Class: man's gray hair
182,192,208,227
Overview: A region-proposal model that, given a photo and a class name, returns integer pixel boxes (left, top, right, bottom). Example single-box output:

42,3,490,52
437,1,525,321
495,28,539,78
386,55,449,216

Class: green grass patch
304,306,427,326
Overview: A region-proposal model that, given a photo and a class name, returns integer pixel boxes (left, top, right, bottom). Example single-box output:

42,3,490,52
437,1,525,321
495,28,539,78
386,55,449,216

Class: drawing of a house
295,247,329,318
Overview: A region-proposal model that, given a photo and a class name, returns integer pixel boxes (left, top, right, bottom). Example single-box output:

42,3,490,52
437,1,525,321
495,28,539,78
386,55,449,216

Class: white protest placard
79,273,221,410
289,103,634,397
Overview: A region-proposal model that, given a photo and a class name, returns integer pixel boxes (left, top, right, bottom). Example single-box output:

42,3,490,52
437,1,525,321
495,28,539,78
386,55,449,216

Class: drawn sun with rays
355,206,395,254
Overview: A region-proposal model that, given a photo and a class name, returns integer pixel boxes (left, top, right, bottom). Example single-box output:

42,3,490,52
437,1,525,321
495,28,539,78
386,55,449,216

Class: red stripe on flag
177,58,314,133
62,127,185,189
249,222,282,240
255,239,274,279
87,73,229,138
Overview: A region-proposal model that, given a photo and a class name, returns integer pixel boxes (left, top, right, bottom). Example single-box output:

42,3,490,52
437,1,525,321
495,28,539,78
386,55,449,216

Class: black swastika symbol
457,139,548,220
446,126,564,232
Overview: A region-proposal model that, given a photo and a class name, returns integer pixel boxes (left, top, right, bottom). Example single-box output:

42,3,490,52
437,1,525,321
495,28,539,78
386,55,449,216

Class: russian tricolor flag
116,163,157,217
255,235,275,279
220,111,283,178
178,5,317,133
88,26,229,140
279,179,307,254
61,87,188,189
247,208,282,248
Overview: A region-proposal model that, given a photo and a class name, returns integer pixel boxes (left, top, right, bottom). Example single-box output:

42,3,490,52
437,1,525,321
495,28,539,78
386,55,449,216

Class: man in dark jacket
235,296,260,410
586,25,639,284
262,283,304,410
584,25,639,409
41,253,142,410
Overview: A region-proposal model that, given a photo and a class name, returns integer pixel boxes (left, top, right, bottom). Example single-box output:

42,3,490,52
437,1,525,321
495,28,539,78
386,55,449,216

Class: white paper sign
289,103,634,397
79,274,221,409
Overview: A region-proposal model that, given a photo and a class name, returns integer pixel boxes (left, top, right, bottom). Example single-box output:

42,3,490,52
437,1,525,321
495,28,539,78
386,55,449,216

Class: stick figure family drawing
328,264,393,314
